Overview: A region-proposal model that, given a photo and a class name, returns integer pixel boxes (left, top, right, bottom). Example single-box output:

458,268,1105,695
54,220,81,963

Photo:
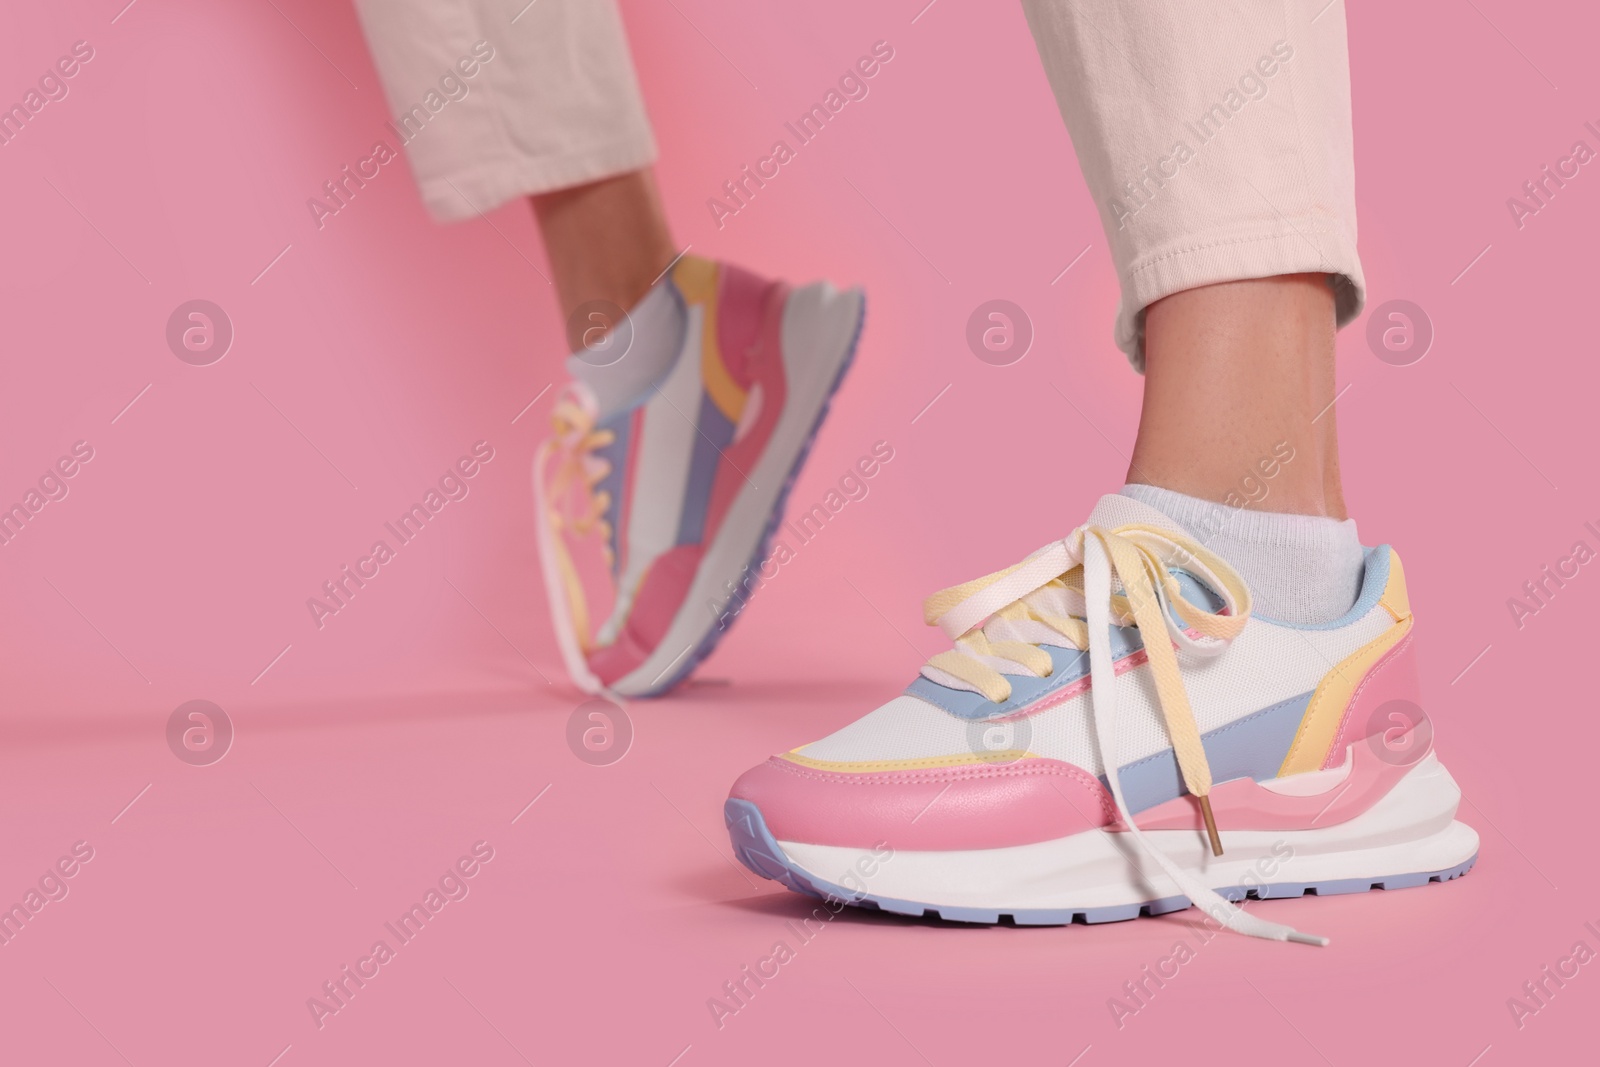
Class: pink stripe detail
713,262,769,391
1323,629,1422,769
1118,719,1434,833
986,627,1208,724
700,279,787,546
731,719,1436,849
731,624,1432,847
589,546,702,685
989,646,1148,723
729,755,1114,850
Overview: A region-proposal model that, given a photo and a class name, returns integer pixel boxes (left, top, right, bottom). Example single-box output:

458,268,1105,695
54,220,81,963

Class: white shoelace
922,523,1328,946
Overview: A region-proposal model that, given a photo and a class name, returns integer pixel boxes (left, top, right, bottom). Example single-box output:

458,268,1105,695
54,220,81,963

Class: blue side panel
1105,690,1313,812
675,392,735,547
906,634,1126,720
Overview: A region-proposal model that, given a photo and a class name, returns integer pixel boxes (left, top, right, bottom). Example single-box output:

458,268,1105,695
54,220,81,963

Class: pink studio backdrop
0,1,1594,1064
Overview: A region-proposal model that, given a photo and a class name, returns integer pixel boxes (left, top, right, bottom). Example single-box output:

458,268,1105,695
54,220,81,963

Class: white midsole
613,282,864,695
778,753,1480,910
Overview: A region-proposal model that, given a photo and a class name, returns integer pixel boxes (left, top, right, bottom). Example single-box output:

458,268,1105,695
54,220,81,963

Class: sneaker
725,493,1477,943
535,255,864,697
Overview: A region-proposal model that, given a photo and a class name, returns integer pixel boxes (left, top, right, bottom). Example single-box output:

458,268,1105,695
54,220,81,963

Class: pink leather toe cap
728,755,1117,851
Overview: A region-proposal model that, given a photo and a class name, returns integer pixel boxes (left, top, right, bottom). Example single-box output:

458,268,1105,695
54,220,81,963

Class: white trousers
355,0,1364,365
353,0,657,224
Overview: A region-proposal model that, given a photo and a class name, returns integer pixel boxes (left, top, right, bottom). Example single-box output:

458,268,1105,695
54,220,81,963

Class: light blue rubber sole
725,798,1477,926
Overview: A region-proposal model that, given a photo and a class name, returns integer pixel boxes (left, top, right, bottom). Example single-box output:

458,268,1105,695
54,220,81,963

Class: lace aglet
1287,931,1330,947
1198,795,1223,856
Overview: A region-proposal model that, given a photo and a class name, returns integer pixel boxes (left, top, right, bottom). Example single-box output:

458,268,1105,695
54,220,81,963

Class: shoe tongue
1085,493,1231,611
1085,492,1187,537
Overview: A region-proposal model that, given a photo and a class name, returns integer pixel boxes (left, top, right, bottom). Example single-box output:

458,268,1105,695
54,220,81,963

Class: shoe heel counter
1325,546,1428,767
1278,546,1426,775
1379,546,1413,624
1321,623,1424,768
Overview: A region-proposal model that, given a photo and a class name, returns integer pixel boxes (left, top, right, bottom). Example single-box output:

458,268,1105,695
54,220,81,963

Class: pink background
0,0,1593,1063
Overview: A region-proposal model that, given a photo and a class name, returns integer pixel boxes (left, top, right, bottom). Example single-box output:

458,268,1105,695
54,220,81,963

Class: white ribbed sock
567,281,685,419
1120,483,1366,625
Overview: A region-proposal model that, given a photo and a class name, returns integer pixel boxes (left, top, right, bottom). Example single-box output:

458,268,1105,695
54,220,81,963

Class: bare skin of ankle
1129,273,1347,520
531,169,678,351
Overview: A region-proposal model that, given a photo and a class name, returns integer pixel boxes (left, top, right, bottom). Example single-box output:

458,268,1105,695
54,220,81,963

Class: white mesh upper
794,607,1395,773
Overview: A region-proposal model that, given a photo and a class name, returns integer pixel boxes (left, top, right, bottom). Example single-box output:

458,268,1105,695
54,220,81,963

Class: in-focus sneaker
725,494,1477,944
535,255,864,697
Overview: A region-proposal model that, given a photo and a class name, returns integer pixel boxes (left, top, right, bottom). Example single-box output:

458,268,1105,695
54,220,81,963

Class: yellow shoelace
531,387,617,693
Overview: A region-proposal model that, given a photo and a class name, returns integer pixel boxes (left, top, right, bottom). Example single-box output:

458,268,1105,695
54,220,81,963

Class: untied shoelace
919,522,1327,946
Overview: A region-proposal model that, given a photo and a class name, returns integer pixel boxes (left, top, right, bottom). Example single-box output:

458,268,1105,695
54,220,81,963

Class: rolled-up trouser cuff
355,0,658,223
1117,218,1365,371
418,134,658,223
1022,0,1365,371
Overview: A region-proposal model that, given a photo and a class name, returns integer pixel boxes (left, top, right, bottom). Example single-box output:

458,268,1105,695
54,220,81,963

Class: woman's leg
1021,0,1361,500
1134,273,1345,519
357,0,677,351
354,0,657,239
531,171,677,350
717,3,1470,944
1021,0,1366,621
354,0,868,696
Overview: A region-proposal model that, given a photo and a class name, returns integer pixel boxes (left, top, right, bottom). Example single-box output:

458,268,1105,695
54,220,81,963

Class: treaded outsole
629,291,868,698
724,798,1477,927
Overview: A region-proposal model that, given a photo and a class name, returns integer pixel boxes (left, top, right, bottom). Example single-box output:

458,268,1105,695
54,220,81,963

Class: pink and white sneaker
534,255,864,697
726,494,1477,944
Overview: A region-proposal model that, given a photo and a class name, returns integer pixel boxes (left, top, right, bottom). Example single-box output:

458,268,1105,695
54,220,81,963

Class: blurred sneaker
725,493,1477,944
535,255,864,697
